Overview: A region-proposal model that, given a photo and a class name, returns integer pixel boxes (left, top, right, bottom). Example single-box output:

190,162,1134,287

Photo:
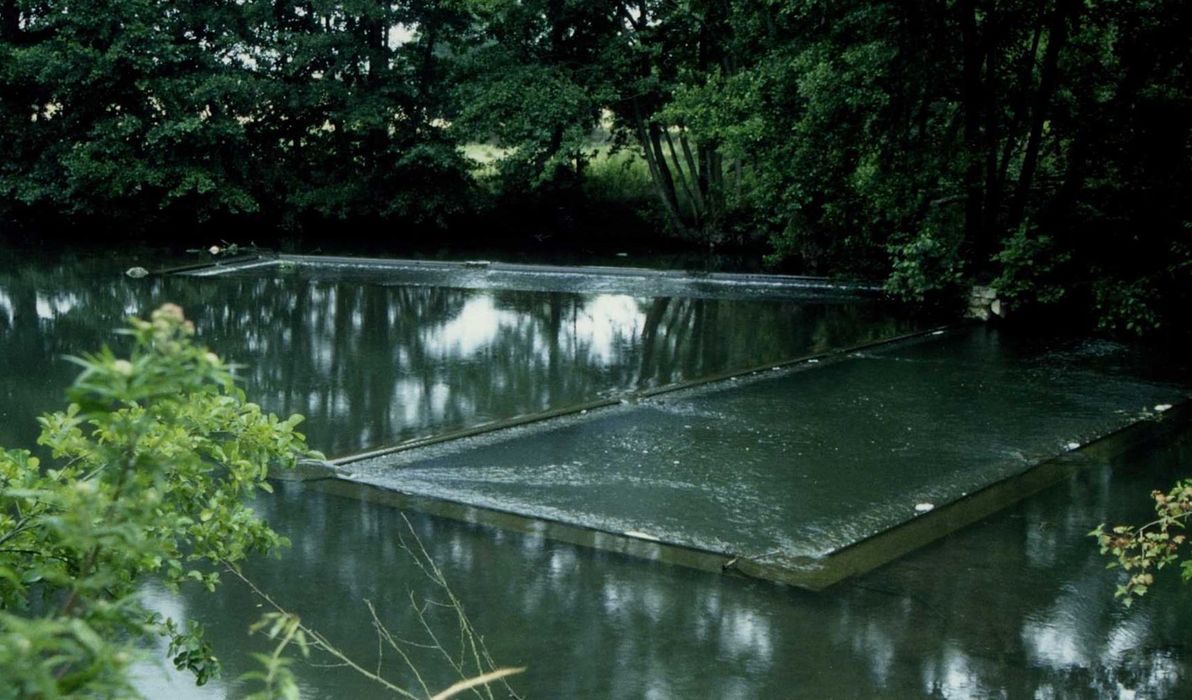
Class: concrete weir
320,326,1187,590
172,253,887,299
178,256,1190,590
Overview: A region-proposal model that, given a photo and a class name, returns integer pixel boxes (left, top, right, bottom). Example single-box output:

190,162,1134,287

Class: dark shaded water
3,250,1191,698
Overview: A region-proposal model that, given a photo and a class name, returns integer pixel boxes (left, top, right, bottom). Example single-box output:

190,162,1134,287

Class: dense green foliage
0,0,473,232
0,305,311,697
1,0,1189,330
617,0,1191,329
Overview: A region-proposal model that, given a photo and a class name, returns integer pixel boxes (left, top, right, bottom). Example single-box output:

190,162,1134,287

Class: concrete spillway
176,253,886,300
175,255,1189,588
327,326,1188,589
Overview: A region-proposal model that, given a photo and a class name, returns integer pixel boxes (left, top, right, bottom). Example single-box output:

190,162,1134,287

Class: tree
452,0,617,199
0,0,261,228
247,0,474,228
0,304,312,696
1,0,1187,331
669,0,1191,327
0,0,475,235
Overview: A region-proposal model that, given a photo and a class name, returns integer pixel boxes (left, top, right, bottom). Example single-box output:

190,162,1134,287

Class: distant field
459,143,512,165
458,142,668,203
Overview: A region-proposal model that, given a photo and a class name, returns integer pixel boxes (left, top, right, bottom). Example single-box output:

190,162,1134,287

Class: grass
458,143,513,177
457,140,715,238
582,146,654,204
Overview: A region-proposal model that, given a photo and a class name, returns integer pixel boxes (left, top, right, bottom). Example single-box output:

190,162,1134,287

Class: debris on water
1155,404,1173,412
931,330,945,336
807,359,819,364
580,409,587,414
616,252,629,257
914,503,934,514
125,266,149,278
1065,441,1081,451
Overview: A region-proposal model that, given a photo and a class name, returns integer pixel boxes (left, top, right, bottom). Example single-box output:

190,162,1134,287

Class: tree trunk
1007,0,1076,234
1,0,18,40
701,144,725,239
983,24,1003,235
664,127,702,225
958,0,988,268
637,297,671,386
997,6,1045,191
631,99,684,230
365,3,387,85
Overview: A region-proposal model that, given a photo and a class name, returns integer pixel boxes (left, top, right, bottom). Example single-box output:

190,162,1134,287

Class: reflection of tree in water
9,260,1186,697
224,284,918,455
826,457,1192,698
0,262,179,449
0,258,917,456
155,446,1192,697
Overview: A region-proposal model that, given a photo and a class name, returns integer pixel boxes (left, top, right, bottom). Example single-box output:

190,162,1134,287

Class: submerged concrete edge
767,399,1192,590
304,478,746,579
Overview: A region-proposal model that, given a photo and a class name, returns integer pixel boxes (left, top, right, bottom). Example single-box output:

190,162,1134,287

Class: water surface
4,249,1190,697
0,251,916,456
135,426,1192,698
344,327,1188,578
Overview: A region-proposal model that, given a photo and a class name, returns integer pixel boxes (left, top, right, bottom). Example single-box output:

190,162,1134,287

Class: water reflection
8,251,1189,697
0,256,916,455
133,431,1192,698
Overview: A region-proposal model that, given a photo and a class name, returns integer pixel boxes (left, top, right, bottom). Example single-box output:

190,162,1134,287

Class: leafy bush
883,227,965,303
1092,278,1163,336
992,226,1071,306
1093,478,1192,606
0,304,313,697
